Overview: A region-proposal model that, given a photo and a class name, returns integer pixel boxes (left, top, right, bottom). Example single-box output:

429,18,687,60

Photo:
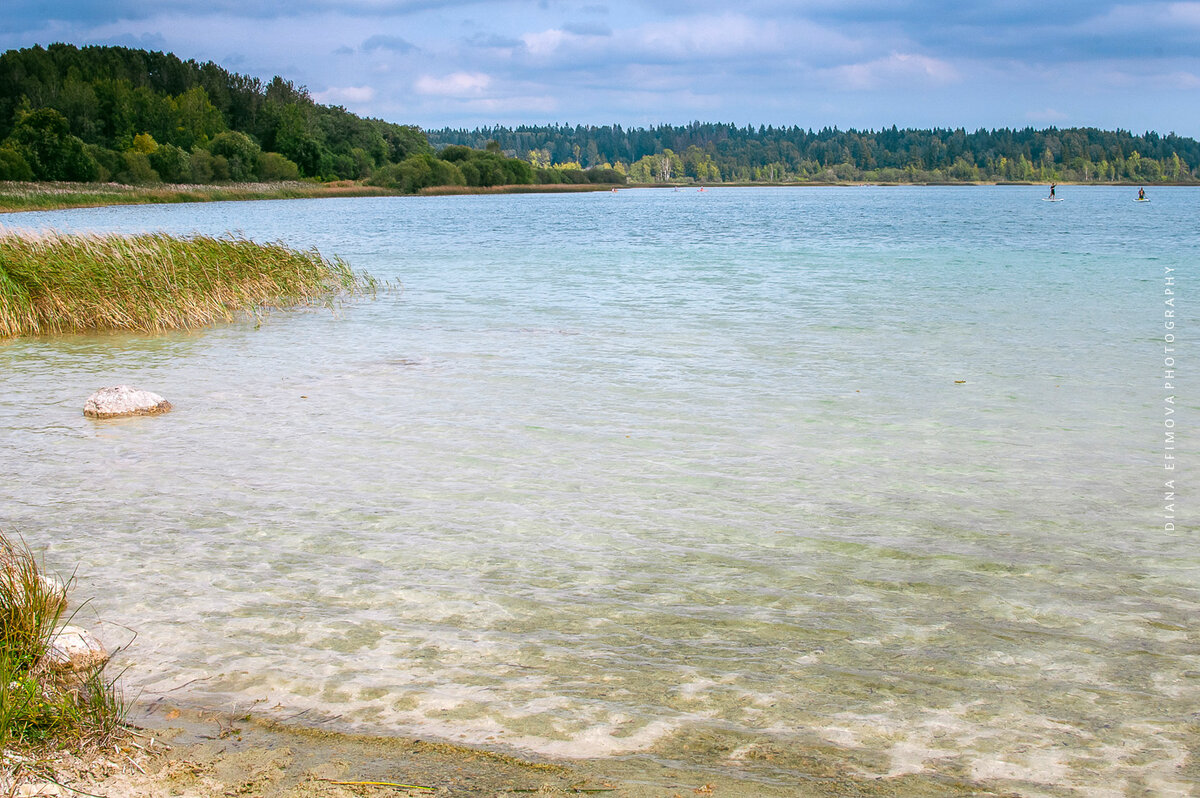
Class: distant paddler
1048,183,1057,199
1138,186,1146,200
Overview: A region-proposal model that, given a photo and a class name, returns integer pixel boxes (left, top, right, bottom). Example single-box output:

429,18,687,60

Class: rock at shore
83,385,172,419
45,625,110,674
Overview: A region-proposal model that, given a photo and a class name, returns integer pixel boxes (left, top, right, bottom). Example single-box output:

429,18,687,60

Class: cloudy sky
6,1,1200,135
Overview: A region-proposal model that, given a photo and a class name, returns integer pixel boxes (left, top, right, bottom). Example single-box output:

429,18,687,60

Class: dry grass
0,181,396,214
0,179,621,213
417,183,617,196
0,231,375,338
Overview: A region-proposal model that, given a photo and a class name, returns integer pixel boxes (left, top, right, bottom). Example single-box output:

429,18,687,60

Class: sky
5,1,1200,136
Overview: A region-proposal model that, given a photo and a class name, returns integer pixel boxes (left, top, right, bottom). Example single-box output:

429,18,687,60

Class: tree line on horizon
3,44,1197,190
428,122,1200,185
0,43,620,191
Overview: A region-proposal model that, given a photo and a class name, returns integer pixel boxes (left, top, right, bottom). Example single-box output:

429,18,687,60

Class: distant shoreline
1,179,1189,214
0,180,398,214
0,180,636,213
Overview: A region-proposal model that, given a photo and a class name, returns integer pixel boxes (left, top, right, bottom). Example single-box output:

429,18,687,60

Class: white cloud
1083,1,1200,33
457,95,559,114
1165,70,1200,88
1166,1,1200,25
520,29,574,57
824,52,960,90
1064,0,1200,66
5,1,1198,131
312,85,377,104
361,34,417,53
634,14,775,57
1025,107,1069,123
1107,68,1200,89
515,14,858,69
414,71,492,95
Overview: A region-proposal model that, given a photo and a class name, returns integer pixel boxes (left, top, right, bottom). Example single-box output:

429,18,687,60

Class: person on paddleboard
1139,187,1145,200
1049,183,1056,198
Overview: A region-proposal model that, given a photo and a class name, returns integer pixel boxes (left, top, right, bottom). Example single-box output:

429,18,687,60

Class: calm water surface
1,187,1196,795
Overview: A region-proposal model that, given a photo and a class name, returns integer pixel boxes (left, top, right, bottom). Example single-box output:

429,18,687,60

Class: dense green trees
368,153,465,193
0,43,438,187
5,106,98,181
0,43,601,191
363,144,624,192
7,43,1194,191
429,122,1200,184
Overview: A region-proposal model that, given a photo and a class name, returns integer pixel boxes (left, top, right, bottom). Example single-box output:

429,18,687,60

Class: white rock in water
45,625,110,673
83,385,172,419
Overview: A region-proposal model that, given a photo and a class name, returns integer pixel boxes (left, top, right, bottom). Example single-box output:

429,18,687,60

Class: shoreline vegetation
0,179,621,213
0,177,1184,215
0,230,375,338
2,44,1196,204
0,179,393,213
431,122,1200,186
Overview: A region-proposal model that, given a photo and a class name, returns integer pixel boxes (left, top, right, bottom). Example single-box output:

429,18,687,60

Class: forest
0,44,617,191
2,44,1197,190
428,122,1200,185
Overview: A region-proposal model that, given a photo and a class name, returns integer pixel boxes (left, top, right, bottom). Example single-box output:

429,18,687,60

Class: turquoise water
1,186,1196,794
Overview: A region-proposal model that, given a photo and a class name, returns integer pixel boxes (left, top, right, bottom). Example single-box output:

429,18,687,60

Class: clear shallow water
1,186,1196,795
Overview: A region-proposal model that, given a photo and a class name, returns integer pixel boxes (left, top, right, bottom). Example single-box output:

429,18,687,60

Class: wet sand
53,702,1022,797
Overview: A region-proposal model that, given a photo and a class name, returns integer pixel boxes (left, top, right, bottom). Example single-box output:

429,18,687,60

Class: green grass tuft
0,231,376,337
0,532,126,753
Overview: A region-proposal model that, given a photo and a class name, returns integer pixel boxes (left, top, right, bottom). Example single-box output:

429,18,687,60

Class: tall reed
0,231,375,337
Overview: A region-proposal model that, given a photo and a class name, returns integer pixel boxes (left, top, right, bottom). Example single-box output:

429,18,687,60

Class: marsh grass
0,180,394,213
417,183,617,195
0,180,616,213
0,231,376,337
0,533,126,757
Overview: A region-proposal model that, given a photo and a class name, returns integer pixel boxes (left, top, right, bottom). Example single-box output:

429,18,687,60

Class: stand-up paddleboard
1135,198,1151,203
1042,197,1064,202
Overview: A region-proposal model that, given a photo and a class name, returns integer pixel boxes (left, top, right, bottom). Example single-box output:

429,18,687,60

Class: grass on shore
0,231,375,338
417,183,620,196
0,180,396,214
0,532,125,759
0,180,618,211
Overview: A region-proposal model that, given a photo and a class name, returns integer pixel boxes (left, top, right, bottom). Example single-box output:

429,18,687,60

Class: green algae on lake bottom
123,704,1024,797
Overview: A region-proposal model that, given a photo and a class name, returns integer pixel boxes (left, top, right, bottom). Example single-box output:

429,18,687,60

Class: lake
1,186,1195,795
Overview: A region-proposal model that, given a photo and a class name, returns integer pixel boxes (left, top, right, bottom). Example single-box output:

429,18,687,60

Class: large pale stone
83,385,172,419
45,625,109,673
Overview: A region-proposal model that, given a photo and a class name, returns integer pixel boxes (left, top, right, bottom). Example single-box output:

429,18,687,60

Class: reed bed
417,183,617,196
0,231,375,337
0,180,394,213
